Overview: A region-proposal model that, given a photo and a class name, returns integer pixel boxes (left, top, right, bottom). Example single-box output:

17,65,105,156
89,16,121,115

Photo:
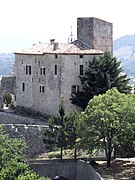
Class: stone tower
77,17,113,53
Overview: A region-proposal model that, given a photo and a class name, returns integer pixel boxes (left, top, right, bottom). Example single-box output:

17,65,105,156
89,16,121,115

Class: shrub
48,151,61,159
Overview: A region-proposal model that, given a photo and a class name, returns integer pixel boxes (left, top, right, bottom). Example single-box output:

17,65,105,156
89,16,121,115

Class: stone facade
77,17,113,53
14,17,113,115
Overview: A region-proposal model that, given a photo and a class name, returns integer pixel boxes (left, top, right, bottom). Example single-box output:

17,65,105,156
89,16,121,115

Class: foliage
0,125,50,180
71,52,131,110
48,151,61,159
43,101,67,160
3,92,12,107
43,103,80,160
64,110,80,160
80,88,135,167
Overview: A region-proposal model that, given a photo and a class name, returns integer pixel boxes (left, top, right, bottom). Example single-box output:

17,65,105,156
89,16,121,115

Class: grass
38,149,89,160
97,159,135,180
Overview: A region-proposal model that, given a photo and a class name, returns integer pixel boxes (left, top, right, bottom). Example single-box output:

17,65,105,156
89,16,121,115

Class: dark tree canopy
71,52,131,110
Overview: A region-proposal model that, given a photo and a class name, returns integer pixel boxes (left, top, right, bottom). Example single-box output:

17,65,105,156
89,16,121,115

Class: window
40,67,46,75
35,58,37,63
29,66,31,75
79,65,84,75
40,85,45,93
22,60,23,64
80,55,83,58
55,65,57,75
26,65,31,75
71,85,79,94
55,54,58,59
26,65,28,74
42,86,45,93
22,82,25,91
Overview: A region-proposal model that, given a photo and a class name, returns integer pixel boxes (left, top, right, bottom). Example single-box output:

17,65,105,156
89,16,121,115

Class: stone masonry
14,17,113,116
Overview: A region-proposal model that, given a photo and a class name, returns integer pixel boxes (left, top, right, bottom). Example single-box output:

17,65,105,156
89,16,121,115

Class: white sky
0,0,135,52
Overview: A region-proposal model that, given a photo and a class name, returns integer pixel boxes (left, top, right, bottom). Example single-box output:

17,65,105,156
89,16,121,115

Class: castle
14,17,112,115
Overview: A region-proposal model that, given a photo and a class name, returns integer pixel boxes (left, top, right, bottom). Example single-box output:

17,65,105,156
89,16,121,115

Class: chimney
50,39,55,45
53,42,59,51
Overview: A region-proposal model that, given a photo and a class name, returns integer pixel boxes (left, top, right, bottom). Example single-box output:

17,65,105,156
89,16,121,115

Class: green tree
0,125,50,180
43,102,67,161
3,92,12,107
64,110,80,160
71,52,131,110
80,88,135,167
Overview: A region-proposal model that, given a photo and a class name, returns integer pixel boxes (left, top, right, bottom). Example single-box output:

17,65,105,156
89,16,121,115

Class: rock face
113,34,135,77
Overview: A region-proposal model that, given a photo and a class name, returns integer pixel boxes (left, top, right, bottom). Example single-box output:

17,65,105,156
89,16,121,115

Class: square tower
77,17,113,53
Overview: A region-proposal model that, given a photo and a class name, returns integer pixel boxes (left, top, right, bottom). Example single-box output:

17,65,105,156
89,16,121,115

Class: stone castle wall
77,17,113,53
15,53,100,115
0,112,47,158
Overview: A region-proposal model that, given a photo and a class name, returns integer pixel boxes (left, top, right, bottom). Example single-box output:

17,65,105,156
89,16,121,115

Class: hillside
0,53,14,76
113,34,135,78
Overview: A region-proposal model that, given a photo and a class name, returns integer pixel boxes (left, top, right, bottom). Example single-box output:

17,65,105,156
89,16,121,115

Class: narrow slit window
42,86,44,93
55,65,57,75
79,65,84,75
43,68,45,75
26,65,28,74
29,66,31,75
22,82,25,91
40,86,41,93
40,68,42,75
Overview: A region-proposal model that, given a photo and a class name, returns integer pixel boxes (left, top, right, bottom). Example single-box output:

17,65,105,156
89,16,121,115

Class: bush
3,92,12,107
48,151,61,159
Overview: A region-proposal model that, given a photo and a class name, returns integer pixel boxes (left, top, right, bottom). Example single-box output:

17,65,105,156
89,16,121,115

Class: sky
0,0,135,53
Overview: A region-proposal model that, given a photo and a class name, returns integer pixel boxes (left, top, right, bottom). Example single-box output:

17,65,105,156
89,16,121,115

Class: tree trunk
74,146,77,161
113,145,117,159
60,146,63,162
107,152,111,167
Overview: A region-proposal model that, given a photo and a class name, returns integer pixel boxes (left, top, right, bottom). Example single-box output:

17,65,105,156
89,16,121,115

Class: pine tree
71,52,131,110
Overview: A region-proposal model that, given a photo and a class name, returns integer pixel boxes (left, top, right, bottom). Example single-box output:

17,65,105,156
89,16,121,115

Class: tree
3,92,12,107
71,52,131,110
64,110,80,160
79,88,135,167
0,125,50,180
43,102,67,161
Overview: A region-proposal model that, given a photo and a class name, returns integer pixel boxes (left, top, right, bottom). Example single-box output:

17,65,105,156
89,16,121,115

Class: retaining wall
0,111,48,158
29,159,102,180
